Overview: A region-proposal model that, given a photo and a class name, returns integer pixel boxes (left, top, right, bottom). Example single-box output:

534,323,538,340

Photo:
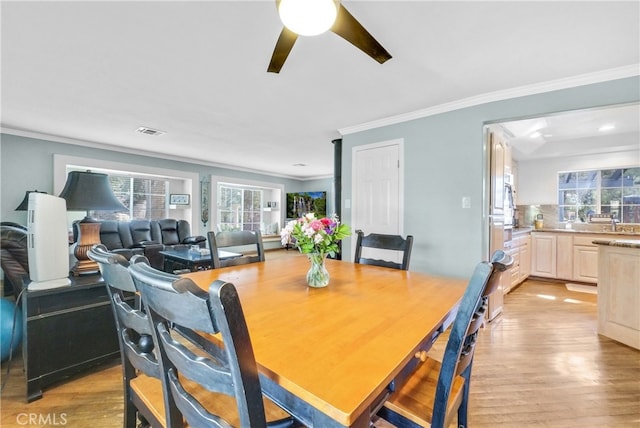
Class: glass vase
306,253,330,288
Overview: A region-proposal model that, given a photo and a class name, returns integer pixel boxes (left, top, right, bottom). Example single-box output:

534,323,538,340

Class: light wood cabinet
531,231,630,283
557,234,573,280
519,235,531,282
572,235,600,283
505,247,519,293
503,233,531,293
597,243,640,349
531,233,557,277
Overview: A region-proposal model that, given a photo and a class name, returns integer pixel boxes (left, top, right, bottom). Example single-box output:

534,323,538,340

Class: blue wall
0,133,332,231
342,77,640,278
2,76,638,275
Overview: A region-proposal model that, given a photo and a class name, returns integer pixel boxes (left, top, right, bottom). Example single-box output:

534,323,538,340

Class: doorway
488,103,639,229
351,139,404,261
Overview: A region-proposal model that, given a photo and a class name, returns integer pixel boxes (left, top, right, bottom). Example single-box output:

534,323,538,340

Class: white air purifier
27,193,71,290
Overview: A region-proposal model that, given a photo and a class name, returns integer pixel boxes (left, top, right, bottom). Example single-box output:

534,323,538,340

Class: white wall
517,148,640,205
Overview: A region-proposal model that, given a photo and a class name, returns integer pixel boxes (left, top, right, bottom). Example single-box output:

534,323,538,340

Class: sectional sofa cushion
94,218,205,270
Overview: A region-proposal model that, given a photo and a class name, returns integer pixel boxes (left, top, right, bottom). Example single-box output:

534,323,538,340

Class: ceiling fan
268,0,392,73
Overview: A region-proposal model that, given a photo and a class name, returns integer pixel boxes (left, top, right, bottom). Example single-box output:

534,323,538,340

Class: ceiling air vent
136,126,166,136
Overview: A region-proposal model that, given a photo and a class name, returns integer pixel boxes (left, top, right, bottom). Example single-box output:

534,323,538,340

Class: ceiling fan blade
268,27,299,73
331,4,391,64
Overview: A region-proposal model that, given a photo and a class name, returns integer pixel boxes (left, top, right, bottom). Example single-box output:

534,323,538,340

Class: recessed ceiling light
598,124,615,132
136,126,166,136
529,131,542,139
292,163,308,167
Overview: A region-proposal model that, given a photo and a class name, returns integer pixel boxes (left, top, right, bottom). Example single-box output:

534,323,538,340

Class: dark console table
22,274,131,402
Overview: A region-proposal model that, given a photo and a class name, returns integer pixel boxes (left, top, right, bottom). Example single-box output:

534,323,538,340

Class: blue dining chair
128,256,295,428
88,244,167,428
354,229,414,270
207,230,265,269
376,250,513,428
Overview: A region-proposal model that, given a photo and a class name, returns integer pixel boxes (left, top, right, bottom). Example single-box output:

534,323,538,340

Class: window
212,177,283,235
218,185,263,232
55,154,198,228
558,167,640,223
67,167,169,221
108,175,168,220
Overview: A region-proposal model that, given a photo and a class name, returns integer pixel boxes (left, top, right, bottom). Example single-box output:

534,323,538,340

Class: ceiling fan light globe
278,0,339,36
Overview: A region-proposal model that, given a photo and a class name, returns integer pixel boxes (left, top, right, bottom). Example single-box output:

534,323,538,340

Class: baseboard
565,283,598,294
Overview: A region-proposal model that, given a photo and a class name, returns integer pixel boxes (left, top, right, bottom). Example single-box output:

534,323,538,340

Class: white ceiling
2,1,639,179
500,103,640,161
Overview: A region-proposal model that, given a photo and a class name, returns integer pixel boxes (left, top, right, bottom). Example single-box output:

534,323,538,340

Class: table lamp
59,170,127,275
15,190,47,211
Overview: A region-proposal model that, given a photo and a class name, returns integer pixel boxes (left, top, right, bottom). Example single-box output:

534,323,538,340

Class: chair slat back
208,230,265,269
90,244,137,293
87,244,163,427
354,229,414,270
88,245,158,377
128,257,270,428
112,294,160,377
156,322,235,396
131,266,217,334
431,250,512,427
426,262,491,428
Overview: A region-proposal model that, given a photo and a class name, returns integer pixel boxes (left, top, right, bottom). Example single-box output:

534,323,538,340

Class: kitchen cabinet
518,235,531,282
531,233,557,277
503,233,531,293
487,128,508,321
595,240,640,350
557,234,574,280
531,231,633,283
489,131,505,216
573,235,600,282
505,247,519,293
518,234,531,284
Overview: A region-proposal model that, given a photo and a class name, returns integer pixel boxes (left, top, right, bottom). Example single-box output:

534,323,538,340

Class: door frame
350,139,405,258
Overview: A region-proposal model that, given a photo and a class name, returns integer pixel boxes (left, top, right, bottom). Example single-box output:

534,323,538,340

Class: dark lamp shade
58,171,127,212
15,190,47,211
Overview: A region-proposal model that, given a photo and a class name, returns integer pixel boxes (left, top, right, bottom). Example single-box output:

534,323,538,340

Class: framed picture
170,194,190,205
286,191,326,219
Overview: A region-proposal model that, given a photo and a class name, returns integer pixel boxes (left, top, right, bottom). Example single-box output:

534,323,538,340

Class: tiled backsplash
519,204,638,232
520,205,559,228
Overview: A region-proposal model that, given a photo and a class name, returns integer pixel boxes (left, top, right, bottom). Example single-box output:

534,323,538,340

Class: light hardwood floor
1,250,639,427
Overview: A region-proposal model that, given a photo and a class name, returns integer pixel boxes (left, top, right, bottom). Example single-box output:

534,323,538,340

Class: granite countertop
511,227,533,236
531,228,640,237
593,239,640,248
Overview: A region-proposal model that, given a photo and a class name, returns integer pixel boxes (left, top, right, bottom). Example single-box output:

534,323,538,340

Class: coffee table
159,248,241,273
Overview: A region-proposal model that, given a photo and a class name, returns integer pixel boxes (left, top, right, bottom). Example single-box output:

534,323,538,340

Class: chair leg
123,399,137,428
123,363,142,428
457,362,474,428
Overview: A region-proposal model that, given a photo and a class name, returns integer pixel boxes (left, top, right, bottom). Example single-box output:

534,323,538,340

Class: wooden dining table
184,255,467,428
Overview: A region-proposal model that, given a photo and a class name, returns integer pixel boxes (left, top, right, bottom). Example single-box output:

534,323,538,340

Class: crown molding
338,64,640,136
0,127,330,181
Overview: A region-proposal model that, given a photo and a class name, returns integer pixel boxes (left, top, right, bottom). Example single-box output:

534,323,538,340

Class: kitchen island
593,239,640,350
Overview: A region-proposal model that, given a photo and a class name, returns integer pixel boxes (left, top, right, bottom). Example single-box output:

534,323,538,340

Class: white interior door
352,140,403,261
